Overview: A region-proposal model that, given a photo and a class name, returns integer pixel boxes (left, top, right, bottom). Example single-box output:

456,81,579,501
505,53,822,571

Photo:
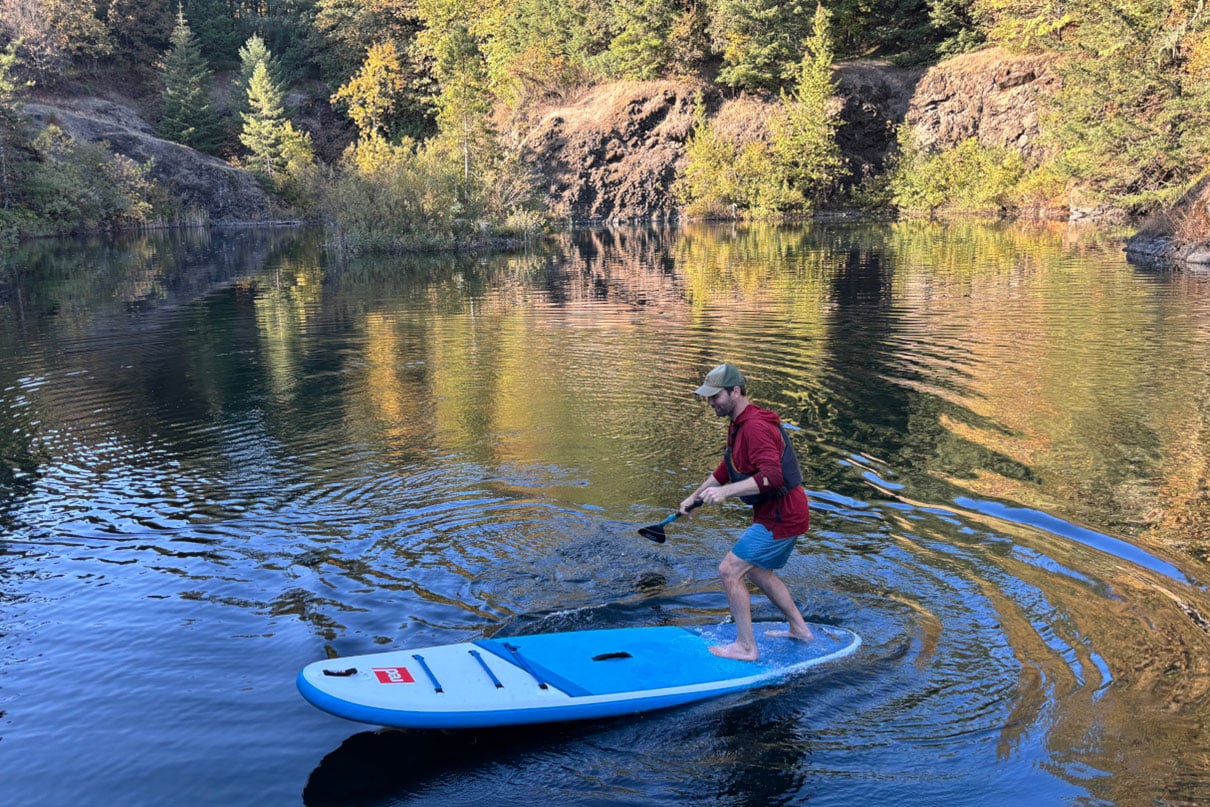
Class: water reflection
2,222,1210,805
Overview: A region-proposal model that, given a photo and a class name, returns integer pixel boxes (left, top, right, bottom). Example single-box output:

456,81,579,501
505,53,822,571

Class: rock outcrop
1125,175,1210,266
24,97,275,224
902,46,1058,164
521,80,708,222
833,61,925,184
19,51,1066,228
522,64,922,222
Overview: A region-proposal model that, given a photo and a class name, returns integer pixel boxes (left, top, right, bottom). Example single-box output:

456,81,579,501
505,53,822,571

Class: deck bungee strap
469,649,504,688
503,643,549,690
411,654,444,693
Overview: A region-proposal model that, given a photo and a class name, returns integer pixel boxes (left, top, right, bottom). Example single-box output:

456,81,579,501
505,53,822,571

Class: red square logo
373,666,415,684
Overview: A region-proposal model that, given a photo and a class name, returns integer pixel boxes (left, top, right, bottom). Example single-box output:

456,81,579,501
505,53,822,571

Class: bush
674,98,741,218
889,128,1050,217
319,135,466,252
24,125,158,232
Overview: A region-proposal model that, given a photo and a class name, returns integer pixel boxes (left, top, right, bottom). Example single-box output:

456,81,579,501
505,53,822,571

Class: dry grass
711,95,776,145
1169,175,1210,244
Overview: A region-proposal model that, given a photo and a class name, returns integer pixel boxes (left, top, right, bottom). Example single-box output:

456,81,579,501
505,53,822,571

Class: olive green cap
694,363,746,396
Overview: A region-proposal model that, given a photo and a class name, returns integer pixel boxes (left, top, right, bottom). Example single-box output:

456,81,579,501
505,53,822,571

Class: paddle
638,499,702,543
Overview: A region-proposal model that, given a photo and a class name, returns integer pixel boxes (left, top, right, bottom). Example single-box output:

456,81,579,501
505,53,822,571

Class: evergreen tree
106,0,175,72
240,59,308,178
674,96,741,218
244,0,323,82
1009,0,1210,211
0,41,34,212
709,0,814,92
232,35,285,123
827,0,949,60
475,0,594,106
930,0,986,56
158,8,222,153
183,0,242,70
605,0,678,79
425,18,495,205
769,3,844,209
313,0,424,82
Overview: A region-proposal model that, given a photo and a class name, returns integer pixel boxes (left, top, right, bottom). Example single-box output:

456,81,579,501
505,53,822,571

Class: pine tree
432,23,495,205
183,0,242,70
158,8,222,153
709,0,814,92
0,41,35,211
232,35,285,123
769,3,844,209
238,58,314,185
606,0,677,79
674,96,741,218
240,61,289,177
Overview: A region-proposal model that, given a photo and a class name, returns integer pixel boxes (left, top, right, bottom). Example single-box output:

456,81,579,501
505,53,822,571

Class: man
679,363,814,661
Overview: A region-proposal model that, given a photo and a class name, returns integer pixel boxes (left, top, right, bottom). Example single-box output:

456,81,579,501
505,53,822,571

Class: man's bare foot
709,642,759,661
766,627,815,641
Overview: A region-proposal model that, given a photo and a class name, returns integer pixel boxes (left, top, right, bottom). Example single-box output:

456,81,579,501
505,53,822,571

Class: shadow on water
301,723,597,807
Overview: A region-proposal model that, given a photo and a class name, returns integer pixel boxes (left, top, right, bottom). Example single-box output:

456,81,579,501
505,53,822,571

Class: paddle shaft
660,498,702,527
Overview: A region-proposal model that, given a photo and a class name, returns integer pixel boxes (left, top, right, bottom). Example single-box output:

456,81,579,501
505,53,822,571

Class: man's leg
709,551,759,661
747,566,814,640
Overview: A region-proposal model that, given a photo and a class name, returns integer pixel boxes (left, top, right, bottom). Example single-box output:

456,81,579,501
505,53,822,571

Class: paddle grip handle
675,498,704,521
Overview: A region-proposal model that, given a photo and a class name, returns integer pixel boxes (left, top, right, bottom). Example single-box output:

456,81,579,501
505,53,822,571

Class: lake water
3,222,1210,806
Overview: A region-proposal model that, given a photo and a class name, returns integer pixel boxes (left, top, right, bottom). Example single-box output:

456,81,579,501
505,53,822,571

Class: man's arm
681,470,760,512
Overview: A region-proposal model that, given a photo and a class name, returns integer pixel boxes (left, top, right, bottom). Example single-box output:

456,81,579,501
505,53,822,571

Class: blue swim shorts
732,523,798,570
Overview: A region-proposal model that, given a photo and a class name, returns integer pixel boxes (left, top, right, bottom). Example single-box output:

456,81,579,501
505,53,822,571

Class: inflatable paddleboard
297,622,860,729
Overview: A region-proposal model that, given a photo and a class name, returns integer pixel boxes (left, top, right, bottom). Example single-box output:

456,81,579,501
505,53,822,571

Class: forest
2,0,1209,249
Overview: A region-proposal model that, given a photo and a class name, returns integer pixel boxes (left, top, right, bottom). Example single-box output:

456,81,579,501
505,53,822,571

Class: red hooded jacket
711,404,809,539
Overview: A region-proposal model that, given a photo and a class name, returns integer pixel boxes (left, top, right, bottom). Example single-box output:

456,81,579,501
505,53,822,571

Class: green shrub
320,136,466,252
890,128,1035,217
25,126,158,232
674,98,741,218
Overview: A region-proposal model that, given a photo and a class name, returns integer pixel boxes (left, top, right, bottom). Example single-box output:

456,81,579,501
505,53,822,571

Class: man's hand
678,495,701,515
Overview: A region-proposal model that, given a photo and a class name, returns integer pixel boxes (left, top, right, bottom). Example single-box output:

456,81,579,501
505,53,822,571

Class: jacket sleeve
742,421,786,493
711,460,728,485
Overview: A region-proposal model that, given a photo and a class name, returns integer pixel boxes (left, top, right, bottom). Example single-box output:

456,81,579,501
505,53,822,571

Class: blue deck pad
473,624,850,697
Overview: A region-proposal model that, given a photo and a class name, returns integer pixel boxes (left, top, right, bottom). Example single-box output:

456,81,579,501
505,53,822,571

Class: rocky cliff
902,46,1057,165
520,63,923,221
517,49,1063,222
19,49,1066,227
520,80,706,222
24,97,275,224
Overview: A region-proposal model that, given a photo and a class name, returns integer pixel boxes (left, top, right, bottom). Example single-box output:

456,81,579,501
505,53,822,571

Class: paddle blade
638,524,667,543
